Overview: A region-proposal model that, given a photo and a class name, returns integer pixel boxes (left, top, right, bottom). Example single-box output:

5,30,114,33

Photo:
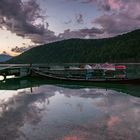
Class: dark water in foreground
0,78,140,140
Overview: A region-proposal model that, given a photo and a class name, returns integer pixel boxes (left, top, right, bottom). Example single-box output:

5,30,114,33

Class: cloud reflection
0,85,139,140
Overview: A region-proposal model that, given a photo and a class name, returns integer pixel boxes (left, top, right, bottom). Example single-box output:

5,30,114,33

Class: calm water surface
0,79,140,140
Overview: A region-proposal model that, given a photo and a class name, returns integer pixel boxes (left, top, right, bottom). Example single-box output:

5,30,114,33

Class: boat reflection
0,77,140,97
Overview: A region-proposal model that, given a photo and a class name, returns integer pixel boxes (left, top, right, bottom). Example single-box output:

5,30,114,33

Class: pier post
29,63,33,76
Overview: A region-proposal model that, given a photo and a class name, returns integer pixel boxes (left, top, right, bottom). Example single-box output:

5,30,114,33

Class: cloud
0,0,57,44
75,13,84,24
71,0,122,11
70,0,140,36
11,46,30,53
0,0,42,34
64,20,72,25
72,0,140,36
59,27,104,39
2,51,8,55
94,13,140,36
0,51,10,56
63,13,84,25
93,0,140,35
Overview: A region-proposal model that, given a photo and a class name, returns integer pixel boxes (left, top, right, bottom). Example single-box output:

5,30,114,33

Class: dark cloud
0,0,42,34
0,0,57,44
75,13,84,24
11,46,30,53
1,51,9,55
59,27,104,39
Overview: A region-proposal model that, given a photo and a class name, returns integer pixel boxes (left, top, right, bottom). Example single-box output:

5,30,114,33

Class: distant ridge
8,29,140,63
0,54,12,62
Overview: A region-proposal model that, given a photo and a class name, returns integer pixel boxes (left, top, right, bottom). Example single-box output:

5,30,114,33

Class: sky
0,0,140,56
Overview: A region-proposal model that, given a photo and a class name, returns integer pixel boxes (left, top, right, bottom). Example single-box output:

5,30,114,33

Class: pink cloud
92,0,140,36
107,116,120,128
108,0,121,10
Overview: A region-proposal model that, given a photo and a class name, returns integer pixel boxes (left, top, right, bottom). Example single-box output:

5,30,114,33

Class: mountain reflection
0,84,140,140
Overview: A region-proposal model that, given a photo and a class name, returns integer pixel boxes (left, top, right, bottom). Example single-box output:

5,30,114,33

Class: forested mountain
8,29,140,64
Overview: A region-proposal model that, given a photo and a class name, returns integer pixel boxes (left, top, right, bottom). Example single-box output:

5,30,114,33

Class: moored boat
32,63,140,84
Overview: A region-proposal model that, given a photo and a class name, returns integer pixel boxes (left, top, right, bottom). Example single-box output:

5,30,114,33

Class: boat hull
32,70,140,84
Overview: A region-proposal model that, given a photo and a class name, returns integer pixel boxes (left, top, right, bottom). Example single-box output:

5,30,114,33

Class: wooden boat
32,68,140,84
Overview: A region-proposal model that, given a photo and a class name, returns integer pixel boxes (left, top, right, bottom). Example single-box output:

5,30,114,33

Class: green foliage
8,29,140,63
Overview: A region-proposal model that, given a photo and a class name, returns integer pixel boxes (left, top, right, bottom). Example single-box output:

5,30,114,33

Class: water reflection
0,84,140,140
0,77,140,97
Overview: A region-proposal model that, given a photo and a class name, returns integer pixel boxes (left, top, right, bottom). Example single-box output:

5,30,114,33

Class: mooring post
29,63,33,76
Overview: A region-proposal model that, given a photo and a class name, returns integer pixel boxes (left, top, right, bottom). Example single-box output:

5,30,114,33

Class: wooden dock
0,63,76,80
0,64,32,80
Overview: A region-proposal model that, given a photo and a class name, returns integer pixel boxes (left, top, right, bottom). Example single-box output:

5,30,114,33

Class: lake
0,77,140,140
